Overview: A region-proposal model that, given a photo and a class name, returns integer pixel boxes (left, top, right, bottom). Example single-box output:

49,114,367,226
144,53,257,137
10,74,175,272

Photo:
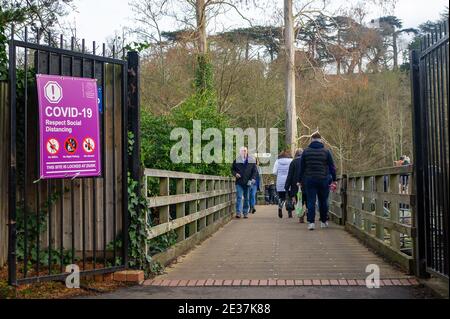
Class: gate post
127,51,141,185
7,30,18,286
126,51,140,268
410,49,428,278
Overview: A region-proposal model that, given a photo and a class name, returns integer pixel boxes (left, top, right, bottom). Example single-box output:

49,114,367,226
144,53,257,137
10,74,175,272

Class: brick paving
153,205,410,284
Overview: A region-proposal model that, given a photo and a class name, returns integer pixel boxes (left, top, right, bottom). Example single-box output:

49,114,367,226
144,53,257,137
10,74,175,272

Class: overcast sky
62,0,448,44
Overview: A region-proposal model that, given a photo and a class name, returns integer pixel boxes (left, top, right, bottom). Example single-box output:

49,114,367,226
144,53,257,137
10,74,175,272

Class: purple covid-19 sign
37,74,102,179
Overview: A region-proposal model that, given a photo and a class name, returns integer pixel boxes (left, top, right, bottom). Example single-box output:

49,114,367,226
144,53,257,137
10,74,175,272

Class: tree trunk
196,0,207,54
284,0,297,155
393,32,398,70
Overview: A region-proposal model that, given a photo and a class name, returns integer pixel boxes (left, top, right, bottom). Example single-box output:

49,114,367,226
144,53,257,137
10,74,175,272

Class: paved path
85,206,437,299
155,205,407,281
88,285,436,299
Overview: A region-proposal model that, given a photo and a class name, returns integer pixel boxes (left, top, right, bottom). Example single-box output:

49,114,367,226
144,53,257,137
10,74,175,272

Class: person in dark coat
285,148,307,223
297,132,337,230
232,147,257,219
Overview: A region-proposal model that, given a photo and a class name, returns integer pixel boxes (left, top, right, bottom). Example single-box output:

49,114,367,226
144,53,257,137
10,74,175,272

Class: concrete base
113,270,145,284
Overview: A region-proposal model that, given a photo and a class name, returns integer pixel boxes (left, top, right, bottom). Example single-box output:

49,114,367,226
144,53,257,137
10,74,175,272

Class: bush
140,55,231,177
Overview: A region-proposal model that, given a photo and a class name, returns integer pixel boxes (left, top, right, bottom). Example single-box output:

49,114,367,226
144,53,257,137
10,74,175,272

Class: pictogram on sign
82,137,95,154
46,138,60,155
64,137,78,154
44,81,63,104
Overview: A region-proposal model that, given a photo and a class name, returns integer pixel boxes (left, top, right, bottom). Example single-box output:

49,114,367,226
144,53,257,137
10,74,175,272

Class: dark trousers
278,191,286,209
304,177,330,223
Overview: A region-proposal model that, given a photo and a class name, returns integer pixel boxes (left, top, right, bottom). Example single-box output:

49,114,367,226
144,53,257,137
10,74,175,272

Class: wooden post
188,179,198,237
363,177,372,234
356,177,363,229
199,179,207,230
207,180,214,226
389,174,401,250
375,176,385,241
347,178,355,225
176,179,186,242
341,175,348,225
159,177,169,224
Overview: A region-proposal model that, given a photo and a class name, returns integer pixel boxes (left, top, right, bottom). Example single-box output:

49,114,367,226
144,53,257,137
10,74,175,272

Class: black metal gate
411,21,449,280
7,27,130,285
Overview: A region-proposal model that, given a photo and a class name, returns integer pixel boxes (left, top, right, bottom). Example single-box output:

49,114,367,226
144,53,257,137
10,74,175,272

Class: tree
0,0,73,80
217,26,283,61
375,16,418,69
1,0,74,40
0,3,27,80
284,0,297,154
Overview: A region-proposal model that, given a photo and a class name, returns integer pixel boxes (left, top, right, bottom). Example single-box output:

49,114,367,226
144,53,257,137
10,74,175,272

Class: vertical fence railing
6,27,130,285
411,20,449,280
0,82,9,267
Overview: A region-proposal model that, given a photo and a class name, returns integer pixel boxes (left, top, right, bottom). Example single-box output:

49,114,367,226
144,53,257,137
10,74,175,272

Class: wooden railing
330,166,415,273
143,169,235,266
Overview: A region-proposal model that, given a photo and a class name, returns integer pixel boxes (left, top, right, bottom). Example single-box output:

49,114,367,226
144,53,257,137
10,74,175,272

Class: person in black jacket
285,148,307,223
232,147,257,219
297,132,337,230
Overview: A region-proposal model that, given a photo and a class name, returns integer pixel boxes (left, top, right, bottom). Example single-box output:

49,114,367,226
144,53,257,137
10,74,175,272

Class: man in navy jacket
297,133,337,230
232,147,257,219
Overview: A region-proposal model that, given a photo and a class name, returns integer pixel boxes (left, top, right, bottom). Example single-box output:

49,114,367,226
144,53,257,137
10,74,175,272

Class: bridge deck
155,205,408,282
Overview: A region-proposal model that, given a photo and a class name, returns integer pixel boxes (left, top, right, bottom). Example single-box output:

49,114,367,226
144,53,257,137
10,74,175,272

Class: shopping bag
285,197,295,211
295,191,304,218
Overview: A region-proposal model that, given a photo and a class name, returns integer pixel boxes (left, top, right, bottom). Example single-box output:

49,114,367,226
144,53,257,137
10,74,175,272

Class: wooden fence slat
146,189,231,208
147,201,232,240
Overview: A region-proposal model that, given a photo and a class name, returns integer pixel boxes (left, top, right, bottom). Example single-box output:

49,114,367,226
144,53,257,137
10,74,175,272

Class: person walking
273,150,293,218
249,158,262,214
232,147,257,219
285,148,307,223
297,133,337,230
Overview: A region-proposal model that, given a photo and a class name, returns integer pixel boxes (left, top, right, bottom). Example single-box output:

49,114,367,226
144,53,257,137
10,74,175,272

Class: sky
61,0,449,44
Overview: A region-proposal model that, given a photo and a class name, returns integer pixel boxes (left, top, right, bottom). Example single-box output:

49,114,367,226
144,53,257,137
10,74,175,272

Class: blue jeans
304,177,330,223
249,184,258,208
236,184,250,216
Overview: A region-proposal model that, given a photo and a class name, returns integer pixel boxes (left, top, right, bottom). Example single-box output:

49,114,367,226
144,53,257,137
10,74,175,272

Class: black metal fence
411,21,449,280
7,27,131,285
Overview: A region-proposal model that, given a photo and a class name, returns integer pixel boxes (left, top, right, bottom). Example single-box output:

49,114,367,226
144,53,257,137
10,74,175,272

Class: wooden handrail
144,168,233,181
